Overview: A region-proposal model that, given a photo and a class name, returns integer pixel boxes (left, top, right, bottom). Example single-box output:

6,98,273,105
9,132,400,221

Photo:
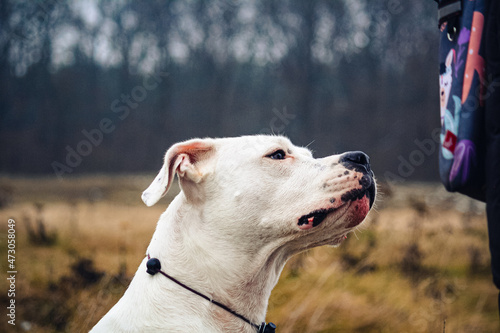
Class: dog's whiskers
352,229,360,240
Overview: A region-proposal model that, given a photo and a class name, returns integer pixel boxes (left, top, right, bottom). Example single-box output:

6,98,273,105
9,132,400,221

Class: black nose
340,151,371,173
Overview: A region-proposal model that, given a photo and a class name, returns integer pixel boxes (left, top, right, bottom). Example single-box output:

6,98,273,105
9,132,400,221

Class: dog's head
142,135,376,252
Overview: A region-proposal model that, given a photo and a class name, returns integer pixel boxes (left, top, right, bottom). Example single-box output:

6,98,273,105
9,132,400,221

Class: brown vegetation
0,176,497,332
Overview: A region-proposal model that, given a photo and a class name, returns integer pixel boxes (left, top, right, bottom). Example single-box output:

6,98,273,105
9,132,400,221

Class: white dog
91,135,376,333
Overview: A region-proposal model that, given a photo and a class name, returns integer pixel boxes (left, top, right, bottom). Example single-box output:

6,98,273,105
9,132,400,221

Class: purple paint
455,27,470,79
449,140,476,185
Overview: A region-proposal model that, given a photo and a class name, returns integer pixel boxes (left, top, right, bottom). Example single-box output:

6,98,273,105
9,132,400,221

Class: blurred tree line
0,0,439,182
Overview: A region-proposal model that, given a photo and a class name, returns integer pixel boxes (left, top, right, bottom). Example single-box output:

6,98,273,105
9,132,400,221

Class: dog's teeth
308,217,314,223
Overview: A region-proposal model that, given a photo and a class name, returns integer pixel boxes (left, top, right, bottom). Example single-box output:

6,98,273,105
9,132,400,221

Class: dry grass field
0,175,498,332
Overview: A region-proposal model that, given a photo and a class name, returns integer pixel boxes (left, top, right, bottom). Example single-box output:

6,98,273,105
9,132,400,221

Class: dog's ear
142,139,214,206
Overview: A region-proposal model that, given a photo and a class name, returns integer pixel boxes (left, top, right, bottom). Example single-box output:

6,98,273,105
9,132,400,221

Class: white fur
91,135,376,332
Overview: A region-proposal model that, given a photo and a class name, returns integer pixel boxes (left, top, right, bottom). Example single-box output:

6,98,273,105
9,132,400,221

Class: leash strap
146,256,276,332
437,0,462,27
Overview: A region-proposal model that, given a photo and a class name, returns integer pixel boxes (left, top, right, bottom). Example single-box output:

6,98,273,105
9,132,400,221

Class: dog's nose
340,151,371,173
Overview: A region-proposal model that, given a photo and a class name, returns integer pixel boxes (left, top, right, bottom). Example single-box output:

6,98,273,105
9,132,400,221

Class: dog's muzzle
297,152,376,230
339,151,376,208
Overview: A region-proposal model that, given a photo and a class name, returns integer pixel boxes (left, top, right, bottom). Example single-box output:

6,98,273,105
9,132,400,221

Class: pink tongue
308,217,314,223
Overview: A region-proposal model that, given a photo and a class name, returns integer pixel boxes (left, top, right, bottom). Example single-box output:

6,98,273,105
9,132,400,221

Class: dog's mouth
297,176,375,231
297,204,351,230
298,208,337,228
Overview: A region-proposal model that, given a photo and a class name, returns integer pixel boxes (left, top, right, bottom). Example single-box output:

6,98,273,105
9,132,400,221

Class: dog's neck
145,194,287,331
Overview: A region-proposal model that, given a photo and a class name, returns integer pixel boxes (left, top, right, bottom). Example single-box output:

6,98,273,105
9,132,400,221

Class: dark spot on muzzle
339,151,375,208
341,175,376,208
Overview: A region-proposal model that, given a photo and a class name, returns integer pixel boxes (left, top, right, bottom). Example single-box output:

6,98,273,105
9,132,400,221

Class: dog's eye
266,149,287,160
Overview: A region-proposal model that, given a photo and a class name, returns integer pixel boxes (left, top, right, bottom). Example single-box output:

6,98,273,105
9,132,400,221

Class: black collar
146,255,276,333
